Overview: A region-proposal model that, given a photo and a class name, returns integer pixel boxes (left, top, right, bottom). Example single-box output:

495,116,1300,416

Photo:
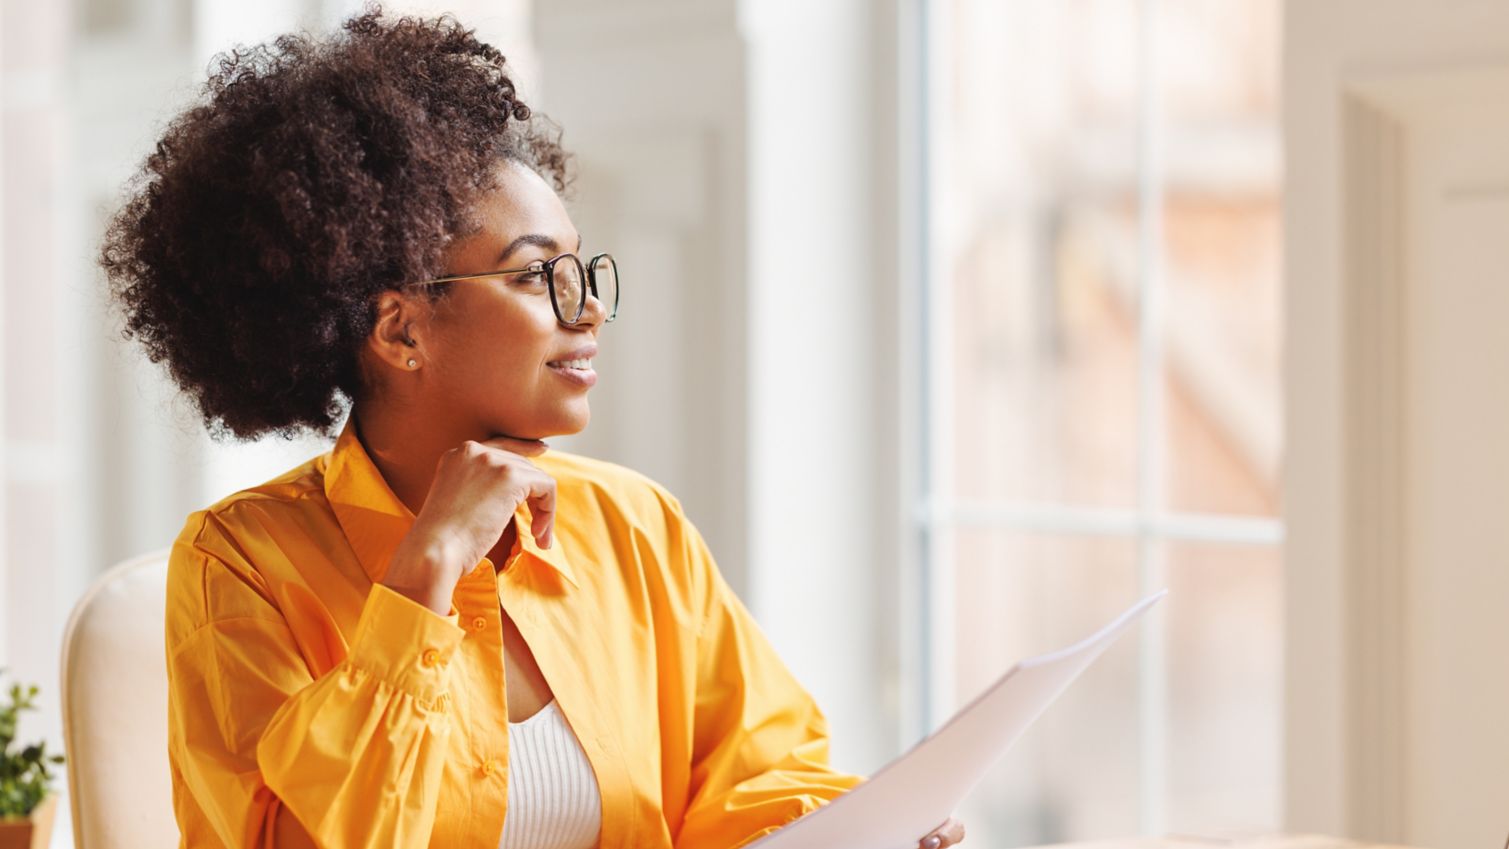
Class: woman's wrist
384,528,467,615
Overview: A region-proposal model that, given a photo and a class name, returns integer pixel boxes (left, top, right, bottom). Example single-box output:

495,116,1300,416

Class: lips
547,358,598,387
546,343,597,368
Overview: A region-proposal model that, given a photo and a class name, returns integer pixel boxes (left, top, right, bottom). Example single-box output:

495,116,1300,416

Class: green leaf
0,672,59,815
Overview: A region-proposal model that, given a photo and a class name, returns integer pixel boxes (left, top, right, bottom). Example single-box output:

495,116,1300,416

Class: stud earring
406,358,418,369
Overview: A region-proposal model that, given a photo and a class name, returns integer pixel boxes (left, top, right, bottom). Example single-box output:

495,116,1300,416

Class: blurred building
928,1,1281,843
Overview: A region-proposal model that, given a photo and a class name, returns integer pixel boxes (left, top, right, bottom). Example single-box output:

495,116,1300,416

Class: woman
101,7,966,849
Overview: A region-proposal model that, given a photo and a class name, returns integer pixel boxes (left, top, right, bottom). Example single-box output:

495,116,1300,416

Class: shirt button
480,758,500,777
471,616,488,631
420,648,441,668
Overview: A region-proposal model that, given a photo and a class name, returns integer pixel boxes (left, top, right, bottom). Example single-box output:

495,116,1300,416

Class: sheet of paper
748,590,1168,849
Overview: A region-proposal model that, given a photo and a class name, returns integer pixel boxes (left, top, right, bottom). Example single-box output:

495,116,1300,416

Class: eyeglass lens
551,254,619,325
590,255,619,322
550,256,586,324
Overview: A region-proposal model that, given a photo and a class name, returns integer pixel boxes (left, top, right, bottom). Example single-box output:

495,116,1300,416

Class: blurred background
2,0,1507,848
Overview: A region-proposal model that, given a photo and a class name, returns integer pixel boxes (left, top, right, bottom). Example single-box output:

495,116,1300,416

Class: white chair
60,550,180,849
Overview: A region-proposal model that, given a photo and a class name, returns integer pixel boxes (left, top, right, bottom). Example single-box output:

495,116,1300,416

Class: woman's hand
382,436,556,614
919,817,966,849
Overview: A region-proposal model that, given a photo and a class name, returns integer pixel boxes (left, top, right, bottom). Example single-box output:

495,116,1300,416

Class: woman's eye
517,268,548,284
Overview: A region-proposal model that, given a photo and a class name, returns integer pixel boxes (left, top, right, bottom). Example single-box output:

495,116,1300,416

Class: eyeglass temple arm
416,255,612,288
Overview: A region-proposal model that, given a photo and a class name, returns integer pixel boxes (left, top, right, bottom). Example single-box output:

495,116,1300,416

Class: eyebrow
498,232,585,265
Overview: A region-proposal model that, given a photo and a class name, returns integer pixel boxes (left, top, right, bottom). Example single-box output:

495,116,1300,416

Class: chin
560,400,592,434
496,399,590,441
536,408,592,439
548,419,589,438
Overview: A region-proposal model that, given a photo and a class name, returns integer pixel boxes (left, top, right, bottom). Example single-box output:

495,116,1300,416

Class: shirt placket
452,559,510,849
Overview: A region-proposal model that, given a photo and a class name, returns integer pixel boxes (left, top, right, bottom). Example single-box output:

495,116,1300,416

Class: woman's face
408,160,606,441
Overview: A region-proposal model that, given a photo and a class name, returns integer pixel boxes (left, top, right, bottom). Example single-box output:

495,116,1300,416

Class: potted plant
0,674,64,849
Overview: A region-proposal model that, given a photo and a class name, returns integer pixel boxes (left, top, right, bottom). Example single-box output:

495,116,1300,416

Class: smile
546,359,598,387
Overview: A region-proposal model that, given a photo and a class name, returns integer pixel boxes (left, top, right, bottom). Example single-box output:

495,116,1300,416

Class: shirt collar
323,415,579,590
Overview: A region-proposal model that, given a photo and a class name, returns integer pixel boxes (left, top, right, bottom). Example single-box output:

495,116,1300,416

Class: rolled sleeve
168,546,466,849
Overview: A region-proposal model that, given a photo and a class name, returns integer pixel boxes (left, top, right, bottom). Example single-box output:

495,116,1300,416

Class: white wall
531,0,751,591
533,0,909,773
1284,2,1509,845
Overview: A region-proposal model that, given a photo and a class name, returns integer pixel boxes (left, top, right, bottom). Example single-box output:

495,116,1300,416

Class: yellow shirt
165,417,862,849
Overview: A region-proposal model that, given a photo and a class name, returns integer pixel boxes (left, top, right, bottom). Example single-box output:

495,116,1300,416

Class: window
914,0,1283,843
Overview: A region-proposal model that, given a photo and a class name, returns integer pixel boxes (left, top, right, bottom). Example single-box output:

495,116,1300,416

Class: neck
351,402,520,566
350,402,456,517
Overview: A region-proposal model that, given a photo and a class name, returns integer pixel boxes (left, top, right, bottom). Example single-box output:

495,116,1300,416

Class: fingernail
924,838,941,849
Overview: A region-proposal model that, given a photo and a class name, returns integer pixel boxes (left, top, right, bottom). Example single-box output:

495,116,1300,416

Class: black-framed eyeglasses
410,252,619,326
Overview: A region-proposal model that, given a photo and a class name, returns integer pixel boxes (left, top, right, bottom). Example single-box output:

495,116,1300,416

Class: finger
526,474,557,548
920,817,965,849
480,434,549,457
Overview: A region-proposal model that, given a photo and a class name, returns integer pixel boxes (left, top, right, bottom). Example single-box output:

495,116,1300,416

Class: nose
570,286,608,328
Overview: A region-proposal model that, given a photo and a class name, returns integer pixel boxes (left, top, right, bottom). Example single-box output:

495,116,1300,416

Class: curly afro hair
99,4,571,441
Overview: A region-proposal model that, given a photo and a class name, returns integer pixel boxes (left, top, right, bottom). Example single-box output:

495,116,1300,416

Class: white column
2,0,76,755
740,0,900,774
0,0,10,675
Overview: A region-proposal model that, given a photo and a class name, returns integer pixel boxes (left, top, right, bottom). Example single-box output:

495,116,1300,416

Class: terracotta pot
0,795,57,849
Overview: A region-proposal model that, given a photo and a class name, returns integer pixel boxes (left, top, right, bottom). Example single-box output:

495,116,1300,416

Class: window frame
908,0,1286,836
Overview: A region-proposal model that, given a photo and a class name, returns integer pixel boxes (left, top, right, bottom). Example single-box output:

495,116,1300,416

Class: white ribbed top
499,700,603,849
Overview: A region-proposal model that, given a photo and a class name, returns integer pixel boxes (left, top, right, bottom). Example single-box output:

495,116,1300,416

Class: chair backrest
60,549,180,849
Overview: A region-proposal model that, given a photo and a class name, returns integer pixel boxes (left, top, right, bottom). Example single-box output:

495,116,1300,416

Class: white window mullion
921,0,957,737
1135,0,1169,836
924,500,1284,546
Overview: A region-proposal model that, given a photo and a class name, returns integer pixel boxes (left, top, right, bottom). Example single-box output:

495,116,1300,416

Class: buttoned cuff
346,584,466,706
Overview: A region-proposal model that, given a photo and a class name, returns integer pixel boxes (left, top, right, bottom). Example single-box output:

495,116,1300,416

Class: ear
367,290,430,372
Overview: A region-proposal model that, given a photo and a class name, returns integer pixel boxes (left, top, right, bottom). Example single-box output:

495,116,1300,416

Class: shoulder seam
204,483,324,516
174,517,281,624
